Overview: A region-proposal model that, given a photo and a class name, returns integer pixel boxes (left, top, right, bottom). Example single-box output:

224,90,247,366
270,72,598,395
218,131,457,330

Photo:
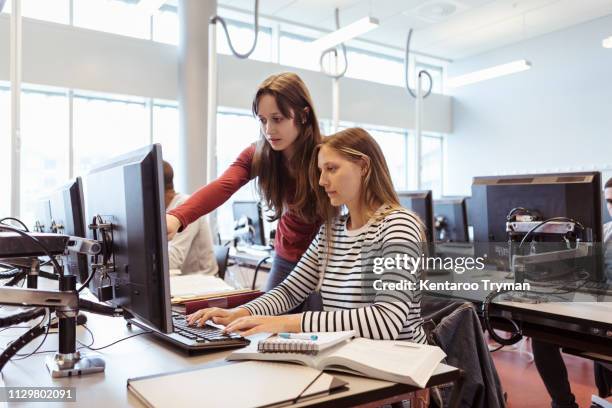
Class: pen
279,333,318,341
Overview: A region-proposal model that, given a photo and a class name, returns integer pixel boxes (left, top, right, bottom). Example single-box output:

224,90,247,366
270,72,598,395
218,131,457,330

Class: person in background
164,160,217,276
186,128,427,345
166,72,328,292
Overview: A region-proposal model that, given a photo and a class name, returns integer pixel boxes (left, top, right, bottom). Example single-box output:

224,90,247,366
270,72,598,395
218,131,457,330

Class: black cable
489,344,505,353
252,256,271,290
13,311,52,360
4,270,27,287
481,289,523,346
78,324,95,348
77,265,97,293
506,207,532,221
0,310,49,370
0,268,21,279
0,307,46,328
0,225,63,276
210,0,259,59
404,28,433,99
0,217,29,232
319,8,348,79
518,217,585,249
78,330,153,351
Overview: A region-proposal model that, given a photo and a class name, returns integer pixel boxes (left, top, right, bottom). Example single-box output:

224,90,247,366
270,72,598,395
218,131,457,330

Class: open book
228,337,446,388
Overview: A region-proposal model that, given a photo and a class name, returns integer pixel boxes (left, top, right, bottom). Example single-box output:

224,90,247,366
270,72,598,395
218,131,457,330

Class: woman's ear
360,156,371,177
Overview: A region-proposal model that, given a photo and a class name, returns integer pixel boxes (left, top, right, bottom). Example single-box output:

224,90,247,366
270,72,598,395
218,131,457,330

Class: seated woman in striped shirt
187,127,427,342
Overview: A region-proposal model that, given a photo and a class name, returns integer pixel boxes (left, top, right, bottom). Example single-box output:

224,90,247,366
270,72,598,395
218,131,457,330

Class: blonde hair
309,128,427,280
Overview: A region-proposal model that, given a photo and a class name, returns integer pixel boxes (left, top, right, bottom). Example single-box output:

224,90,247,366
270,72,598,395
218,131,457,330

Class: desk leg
448,369,465,408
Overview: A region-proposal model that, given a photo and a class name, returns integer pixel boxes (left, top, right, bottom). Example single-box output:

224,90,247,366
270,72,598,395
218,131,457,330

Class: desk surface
0,312,458,408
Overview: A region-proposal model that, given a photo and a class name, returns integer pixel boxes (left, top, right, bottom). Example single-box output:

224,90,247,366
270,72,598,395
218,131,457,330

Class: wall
445,14,612,196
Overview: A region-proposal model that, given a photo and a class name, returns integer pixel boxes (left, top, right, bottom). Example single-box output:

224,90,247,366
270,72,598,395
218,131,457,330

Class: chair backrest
214,245,230,280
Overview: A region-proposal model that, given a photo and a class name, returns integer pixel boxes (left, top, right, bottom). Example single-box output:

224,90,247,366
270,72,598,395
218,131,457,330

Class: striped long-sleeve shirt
242,206,427,343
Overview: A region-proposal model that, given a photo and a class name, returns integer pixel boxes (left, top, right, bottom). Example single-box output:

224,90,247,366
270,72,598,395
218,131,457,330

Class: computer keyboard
172,312,243,343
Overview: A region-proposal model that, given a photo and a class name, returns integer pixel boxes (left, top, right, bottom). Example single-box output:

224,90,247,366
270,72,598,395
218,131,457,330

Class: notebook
127,361,348,408
228,338,446,388
258,331,355,355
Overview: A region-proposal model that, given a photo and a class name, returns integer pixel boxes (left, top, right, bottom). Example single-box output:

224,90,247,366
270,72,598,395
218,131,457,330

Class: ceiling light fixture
309,16,379,52
447,59,531,88
135,0,167,15
603,36,612,48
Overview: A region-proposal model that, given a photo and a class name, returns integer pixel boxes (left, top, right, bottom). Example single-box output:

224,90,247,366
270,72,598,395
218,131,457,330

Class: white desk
0,312,461,407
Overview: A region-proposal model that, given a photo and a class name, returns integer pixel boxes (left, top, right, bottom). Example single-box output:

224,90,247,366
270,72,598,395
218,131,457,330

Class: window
0,85,10,218
73,0,149,40
368,128,408,190
20,86,70,226
216,109,260,240
279,32,319,71
1,0,70,24
217,21,273,63
152,99,179,175
152,5,178,45
73,91,149,176
415,63,443,94
338,121,409,191
421,135,443,197
345,48,404,87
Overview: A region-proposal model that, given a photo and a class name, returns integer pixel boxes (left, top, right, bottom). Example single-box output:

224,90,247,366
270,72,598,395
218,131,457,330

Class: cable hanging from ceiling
319,8,348,79
209,0,260,59
404,28,433,98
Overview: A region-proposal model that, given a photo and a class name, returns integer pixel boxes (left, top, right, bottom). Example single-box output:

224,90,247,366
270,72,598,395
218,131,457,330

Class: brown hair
309,128,426,262
251,73,323,223
162,160,174,191
605,178,612,190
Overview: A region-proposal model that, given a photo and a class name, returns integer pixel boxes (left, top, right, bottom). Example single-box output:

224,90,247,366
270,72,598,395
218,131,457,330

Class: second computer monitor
36,178,89,282
232,201,266,246
471,171,604,278
434,197,469,242
82,144,172,333
397,190,434,244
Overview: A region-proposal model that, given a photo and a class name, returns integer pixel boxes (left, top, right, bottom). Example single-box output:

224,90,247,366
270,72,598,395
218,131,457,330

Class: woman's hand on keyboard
186,307,250,327
222,314,301,337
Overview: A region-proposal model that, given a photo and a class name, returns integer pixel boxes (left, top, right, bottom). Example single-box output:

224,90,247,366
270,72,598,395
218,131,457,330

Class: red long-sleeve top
167,144,320,263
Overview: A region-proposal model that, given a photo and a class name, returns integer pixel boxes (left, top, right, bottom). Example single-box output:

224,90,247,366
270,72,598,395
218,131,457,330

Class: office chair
213,245,230,280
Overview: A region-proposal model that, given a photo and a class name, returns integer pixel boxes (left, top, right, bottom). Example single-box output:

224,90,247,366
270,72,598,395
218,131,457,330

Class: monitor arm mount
0,230,124,378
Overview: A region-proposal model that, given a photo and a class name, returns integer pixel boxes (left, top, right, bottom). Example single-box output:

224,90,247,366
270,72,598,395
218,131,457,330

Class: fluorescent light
603,36,612,48
135,0,167,15
447,59,531,88
310,16,379,52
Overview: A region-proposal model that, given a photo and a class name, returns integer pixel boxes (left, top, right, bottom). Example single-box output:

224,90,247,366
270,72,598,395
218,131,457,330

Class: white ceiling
215,0,612,60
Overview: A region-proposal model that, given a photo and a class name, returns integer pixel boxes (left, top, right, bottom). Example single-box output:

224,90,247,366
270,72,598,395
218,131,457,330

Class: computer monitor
232,201,265,246
397,190,434,244
434,197,469,242
471,171,603,277
82,144,172,333
47,178,89,282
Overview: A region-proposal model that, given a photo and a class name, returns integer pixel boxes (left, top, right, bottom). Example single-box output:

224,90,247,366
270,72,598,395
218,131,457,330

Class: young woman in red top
166,72,329,292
